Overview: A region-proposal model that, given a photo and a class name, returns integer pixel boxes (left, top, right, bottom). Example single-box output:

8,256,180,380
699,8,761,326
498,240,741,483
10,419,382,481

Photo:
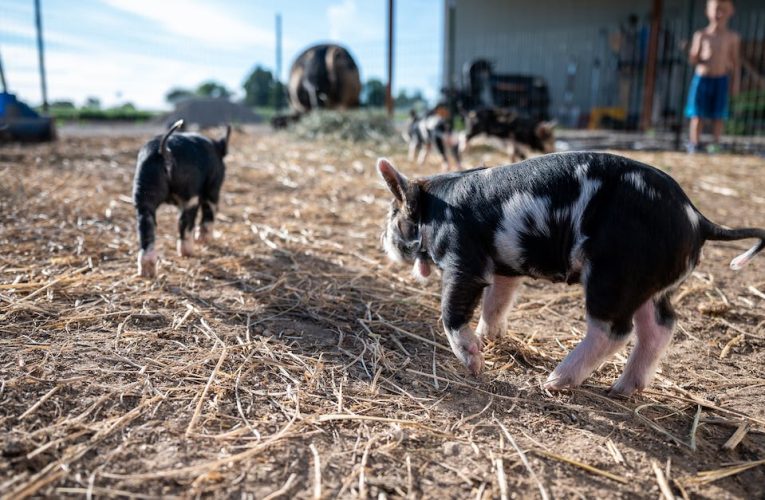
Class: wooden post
34,0,49,112
640,0,663,130
385,0,394,116
275,13,282,112
446,0,457,125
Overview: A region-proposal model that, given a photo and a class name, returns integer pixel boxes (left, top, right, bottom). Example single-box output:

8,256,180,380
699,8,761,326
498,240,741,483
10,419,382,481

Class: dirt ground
1,129,764,499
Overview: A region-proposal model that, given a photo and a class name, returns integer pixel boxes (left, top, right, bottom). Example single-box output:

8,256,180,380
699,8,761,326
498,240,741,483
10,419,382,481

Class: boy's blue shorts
685,74,729,119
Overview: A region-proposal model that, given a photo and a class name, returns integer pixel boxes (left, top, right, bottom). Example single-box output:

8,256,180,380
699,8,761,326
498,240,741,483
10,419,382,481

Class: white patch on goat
685,204,699,230
185,196,199,208
424,115,441,131
417,119,428,139
495,193,551,269
731,245,758,270
575,163,589,179
568,178,602,268
382,227,405,263
624,172,646,192
624,171,659,199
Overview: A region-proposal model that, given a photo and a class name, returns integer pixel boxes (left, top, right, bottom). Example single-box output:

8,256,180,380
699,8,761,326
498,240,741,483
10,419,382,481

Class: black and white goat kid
132,120,230,277
377,152,764,396
403,109,461,171
458,108,556,163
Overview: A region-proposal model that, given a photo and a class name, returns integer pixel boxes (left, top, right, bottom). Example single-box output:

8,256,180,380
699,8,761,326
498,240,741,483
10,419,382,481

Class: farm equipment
457,59,551,121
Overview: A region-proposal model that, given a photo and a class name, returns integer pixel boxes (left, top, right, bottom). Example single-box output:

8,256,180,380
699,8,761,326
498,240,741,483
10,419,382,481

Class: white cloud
102,0,275,49
327,0,383,43
2,43,243,109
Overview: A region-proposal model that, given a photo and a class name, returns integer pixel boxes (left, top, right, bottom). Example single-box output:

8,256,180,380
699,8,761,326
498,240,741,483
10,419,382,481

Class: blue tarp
0,92,42,119
0,92,55,141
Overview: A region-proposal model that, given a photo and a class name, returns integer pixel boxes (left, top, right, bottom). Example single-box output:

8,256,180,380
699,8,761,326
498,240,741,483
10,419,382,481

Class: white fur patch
568,178,602,267
495,193,551,269
730,245,758,270
424,115,441,131
624,171,645,192
575,163,589,179
685,205,699,229
185,196,199,208
382,228,405,263
624,172,659,200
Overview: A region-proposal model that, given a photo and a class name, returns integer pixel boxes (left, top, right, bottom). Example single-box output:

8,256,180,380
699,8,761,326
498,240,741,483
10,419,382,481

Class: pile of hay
292,109,395,142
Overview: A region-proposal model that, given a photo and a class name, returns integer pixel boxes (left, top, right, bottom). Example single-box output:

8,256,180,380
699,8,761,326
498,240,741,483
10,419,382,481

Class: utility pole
275,13,282,111
385,0,394,117
34,0,49,112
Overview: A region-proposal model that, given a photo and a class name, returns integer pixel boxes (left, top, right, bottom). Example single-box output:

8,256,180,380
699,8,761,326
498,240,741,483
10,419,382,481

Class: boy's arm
688,31,702,65
730,33,741,97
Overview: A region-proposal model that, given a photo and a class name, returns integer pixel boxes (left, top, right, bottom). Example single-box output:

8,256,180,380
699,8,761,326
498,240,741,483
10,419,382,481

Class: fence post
446,0,457,126
275,13,283,112
640,0,663,131
386,0,394,117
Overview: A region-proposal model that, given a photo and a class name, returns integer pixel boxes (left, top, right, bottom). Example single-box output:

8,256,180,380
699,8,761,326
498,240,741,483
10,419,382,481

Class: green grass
45,106,158,122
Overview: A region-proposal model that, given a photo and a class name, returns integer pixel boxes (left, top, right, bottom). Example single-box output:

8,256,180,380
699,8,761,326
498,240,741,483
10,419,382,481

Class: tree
50,100,75,109
363,79,386,107
165,87,194,104
242,65,282,107
394,89,426,108
84,96,101,109
195,81,232,99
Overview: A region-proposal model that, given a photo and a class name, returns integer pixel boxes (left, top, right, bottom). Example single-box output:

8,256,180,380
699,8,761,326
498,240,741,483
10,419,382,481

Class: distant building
165,97,261,129
442,0,764,129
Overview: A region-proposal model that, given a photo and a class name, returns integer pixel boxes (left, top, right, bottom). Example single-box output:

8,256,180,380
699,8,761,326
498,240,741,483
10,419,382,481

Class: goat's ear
535,120,556,138
377,158,409,204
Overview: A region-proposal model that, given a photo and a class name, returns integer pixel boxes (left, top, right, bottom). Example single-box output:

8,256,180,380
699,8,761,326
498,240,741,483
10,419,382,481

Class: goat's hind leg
610,295,676,397
177,200,199,257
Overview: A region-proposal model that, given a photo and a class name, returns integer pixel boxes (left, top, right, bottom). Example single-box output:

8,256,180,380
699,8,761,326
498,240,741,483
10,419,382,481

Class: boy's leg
688,117,701,150
711,119,724,149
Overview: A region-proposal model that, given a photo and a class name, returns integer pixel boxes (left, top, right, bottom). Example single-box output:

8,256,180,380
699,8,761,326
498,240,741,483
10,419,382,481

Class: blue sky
1,0,443,109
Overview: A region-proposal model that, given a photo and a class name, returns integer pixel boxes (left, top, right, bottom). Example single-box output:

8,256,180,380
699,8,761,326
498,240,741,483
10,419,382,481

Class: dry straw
1,133,764,498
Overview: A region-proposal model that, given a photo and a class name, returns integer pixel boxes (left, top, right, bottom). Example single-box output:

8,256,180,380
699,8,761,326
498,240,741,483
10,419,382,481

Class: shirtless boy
685,0,740,153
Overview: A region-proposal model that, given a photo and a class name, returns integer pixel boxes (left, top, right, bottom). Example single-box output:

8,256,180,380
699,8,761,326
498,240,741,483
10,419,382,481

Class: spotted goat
132,120,230,278
378,152,764,396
